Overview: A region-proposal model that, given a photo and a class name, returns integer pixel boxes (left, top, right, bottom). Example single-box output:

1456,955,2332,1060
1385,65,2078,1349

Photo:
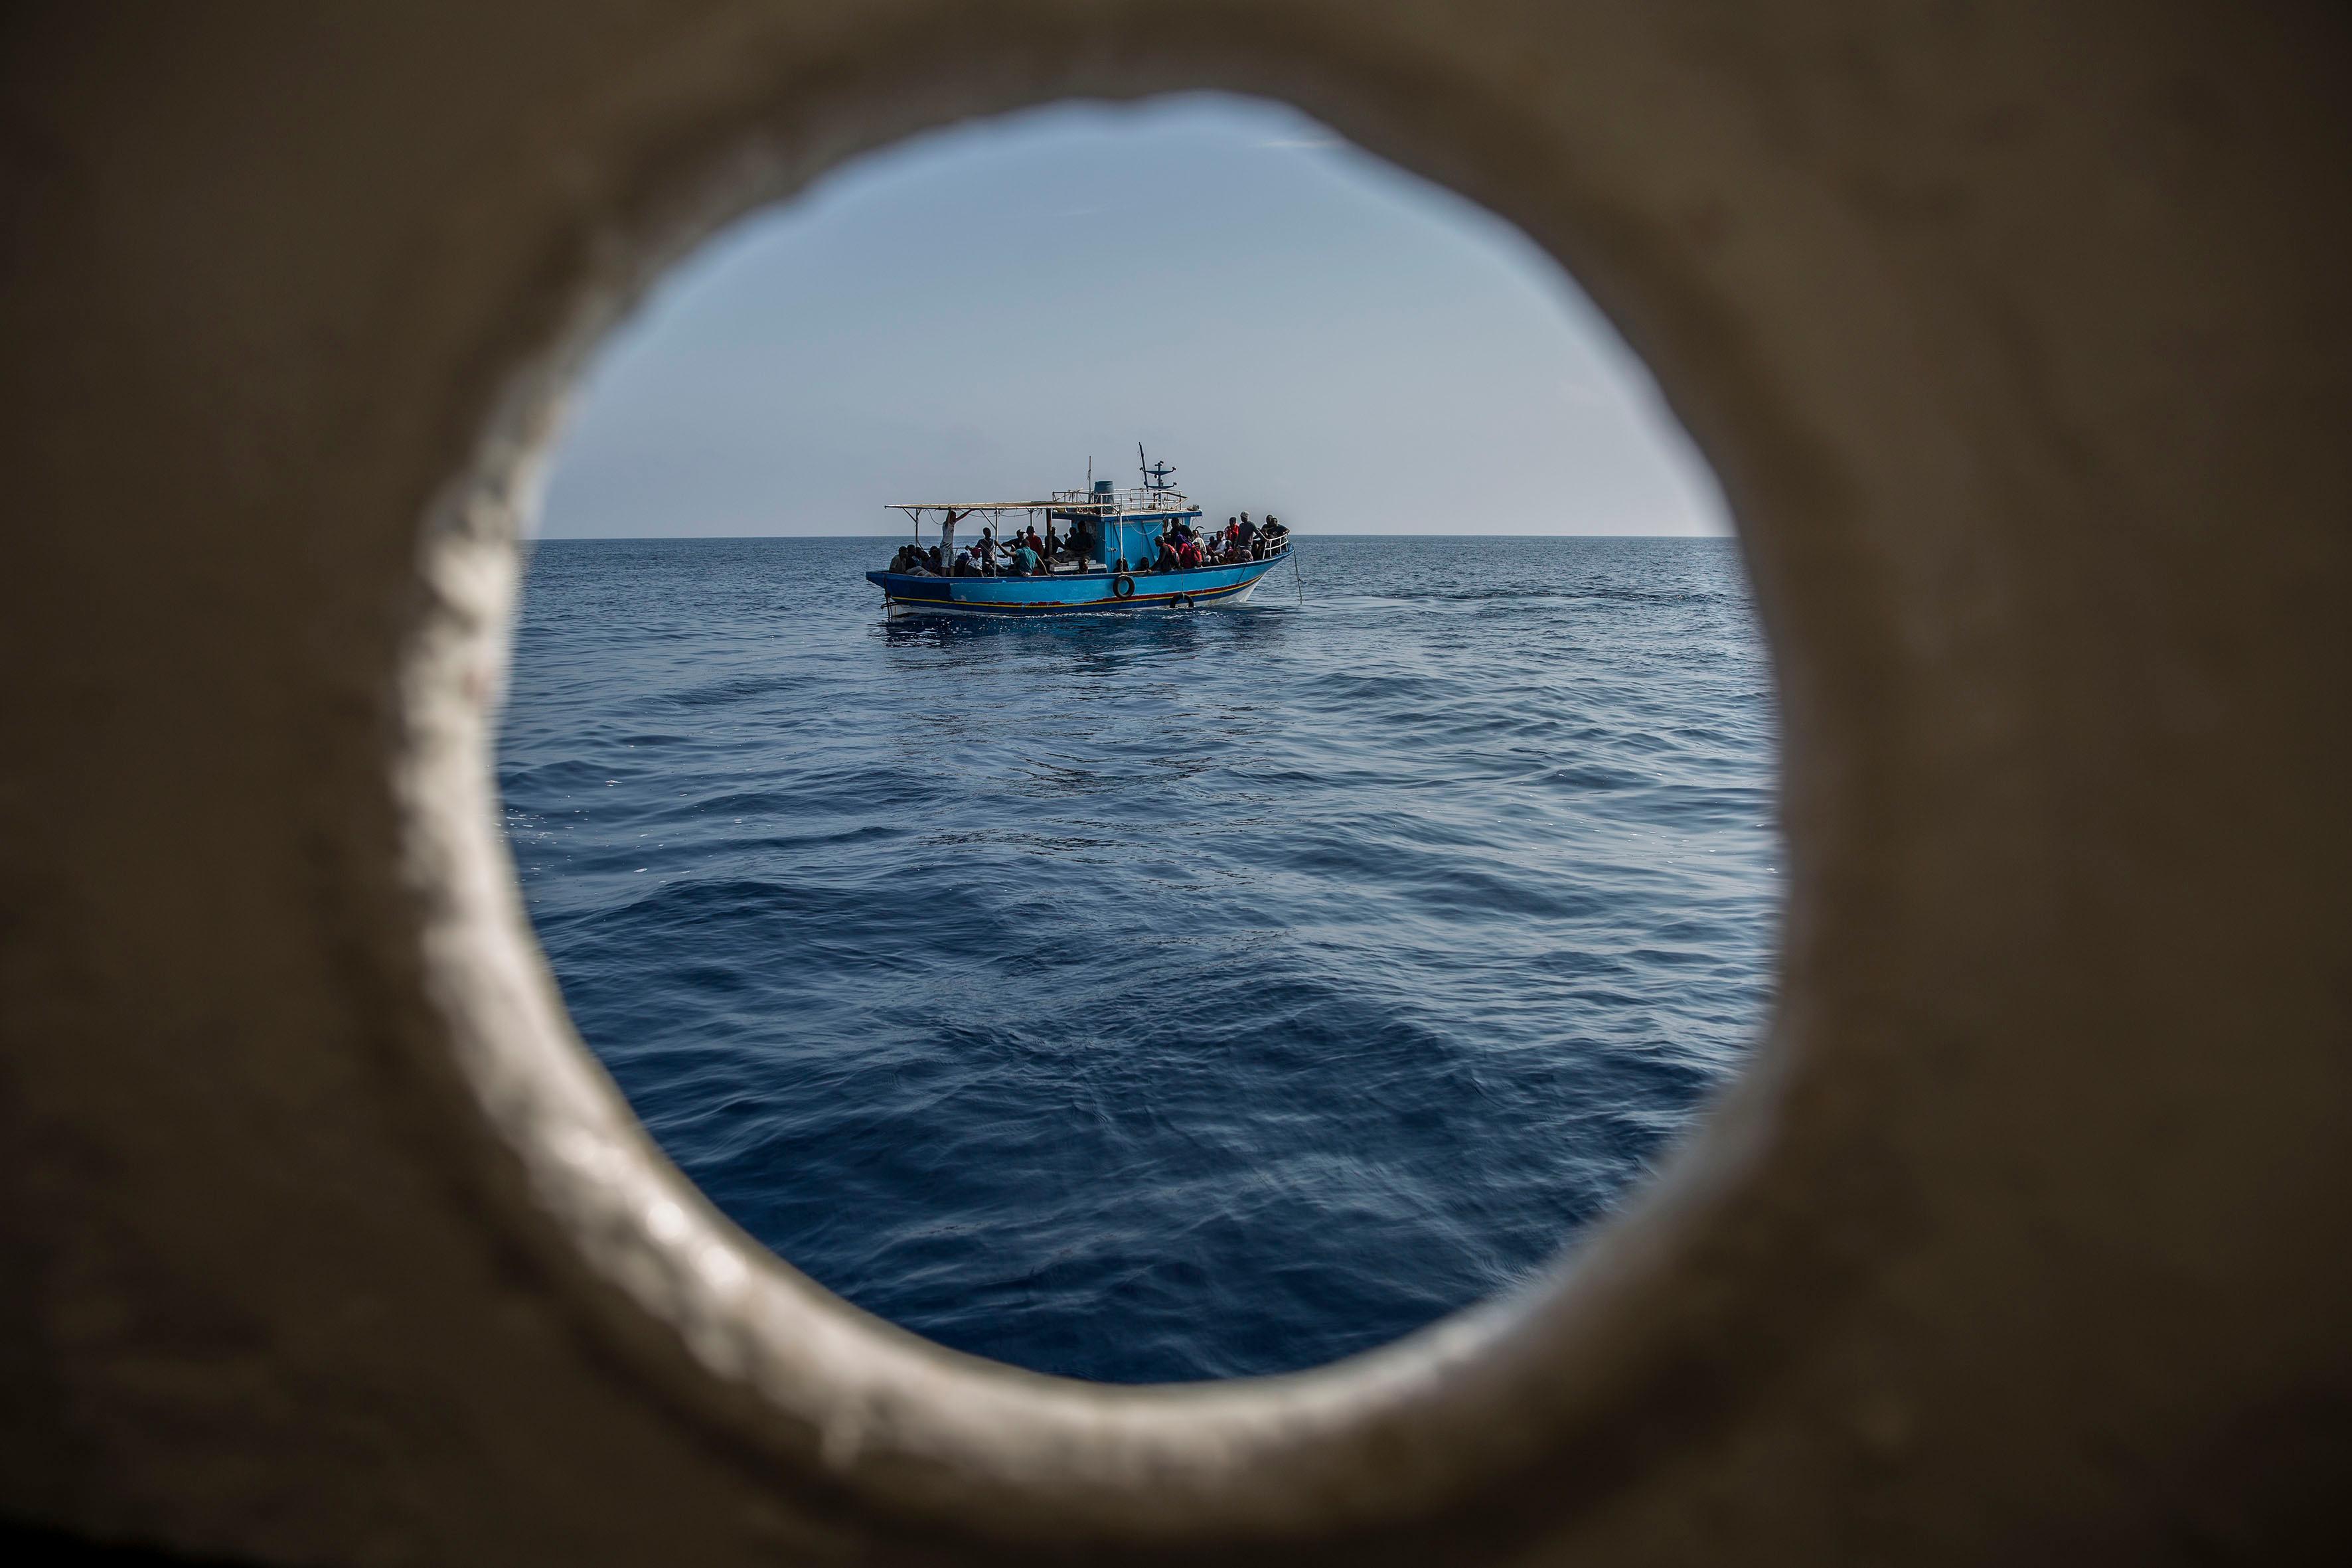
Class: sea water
499,536,1778,1382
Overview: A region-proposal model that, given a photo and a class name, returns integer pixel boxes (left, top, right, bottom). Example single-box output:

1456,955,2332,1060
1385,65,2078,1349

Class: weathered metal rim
389,16,1815,1551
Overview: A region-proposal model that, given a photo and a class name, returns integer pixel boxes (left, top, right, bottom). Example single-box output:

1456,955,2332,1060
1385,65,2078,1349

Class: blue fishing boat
865,449,1292,617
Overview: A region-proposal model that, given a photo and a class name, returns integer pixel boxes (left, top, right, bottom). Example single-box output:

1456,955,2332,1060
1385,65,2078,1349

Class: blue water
499,536,1778,1383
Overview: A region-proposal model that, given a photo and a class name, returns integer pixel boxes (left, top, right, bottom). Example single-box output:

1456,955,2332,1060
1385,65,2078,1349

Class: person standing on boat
1238,514,1259,558
975,526,1000,574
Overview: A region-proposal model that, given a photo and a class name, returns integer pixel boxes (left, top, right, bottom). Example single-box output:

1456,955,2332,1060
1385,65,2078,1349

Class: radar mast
1138,443,1178,492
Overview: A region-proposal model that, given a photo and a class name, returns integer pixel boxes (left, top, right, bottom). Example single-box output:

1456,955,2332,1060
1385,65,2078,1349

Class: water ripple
500,536,1780,1382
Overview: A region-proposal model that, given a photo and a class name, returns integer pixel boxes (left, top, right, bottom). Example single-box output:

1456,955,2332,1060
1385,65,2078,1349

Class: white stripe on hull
884,579,1264,619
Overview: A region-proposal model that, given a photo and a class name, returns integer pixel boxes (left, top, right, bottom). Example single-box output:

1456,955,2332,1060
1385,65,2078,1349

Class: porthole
394,45,1815,1555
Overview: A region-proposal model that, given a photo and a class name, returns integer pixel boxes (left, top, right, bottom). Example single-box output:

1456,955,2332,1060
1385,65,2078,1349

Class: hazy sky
536,94,1727,538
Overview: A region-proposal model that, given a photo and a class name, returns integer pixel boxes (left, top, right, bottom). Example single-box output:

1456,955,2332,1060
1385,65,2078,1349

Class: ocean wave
501,535,1780,1382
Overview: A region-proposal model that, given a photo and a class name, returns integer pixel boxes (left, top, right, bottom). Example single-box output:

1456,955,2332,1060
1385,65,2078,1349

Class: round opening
397,78,1794,1547
501,94,1775,1385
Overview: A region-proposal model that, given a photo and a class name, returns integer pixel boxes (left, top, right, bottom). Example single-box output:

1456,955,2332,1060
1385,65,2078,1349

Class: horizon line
526,531,1739,542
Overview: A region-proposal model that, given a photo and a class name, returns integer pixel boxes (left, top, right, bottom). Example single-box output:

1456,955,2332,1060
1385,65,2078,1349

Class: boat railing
1119,534,1291,570
1048,485,1197,514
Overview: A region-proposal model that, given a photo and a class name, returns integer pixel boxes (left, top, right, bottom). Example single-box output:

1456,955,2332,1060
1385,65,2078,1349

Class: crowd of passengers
887,512,1288,578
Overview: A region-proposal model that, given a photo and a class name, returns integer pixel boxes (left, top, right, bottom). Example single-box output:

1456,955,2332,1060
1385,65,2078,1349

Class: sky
535,94,1728,538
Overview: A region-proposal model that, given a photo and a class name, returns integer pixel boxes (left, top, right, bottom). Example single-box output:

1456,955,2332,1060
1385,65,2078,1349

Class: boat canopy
887,502,1057,514
888,485,1198,522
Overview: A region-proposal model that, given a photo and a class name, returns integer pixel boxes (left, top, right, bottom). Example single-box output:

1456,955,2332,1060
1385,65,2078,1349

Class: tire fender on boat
1113,574,1135,599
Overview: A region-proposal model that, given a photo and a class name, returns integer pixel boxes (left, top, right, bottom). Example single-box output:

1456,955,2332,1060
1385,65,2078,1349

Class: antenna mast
1137,443,1178,493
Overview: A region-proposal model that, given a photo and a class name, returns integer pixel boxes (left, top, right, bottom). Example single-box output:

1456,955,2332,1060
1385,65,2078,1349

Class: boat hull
867,556,1284,617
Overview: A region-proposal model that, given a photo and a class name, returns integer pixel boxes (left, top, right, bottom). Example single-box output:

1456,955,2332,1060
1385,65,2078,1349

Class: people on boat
885,512,1273,579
